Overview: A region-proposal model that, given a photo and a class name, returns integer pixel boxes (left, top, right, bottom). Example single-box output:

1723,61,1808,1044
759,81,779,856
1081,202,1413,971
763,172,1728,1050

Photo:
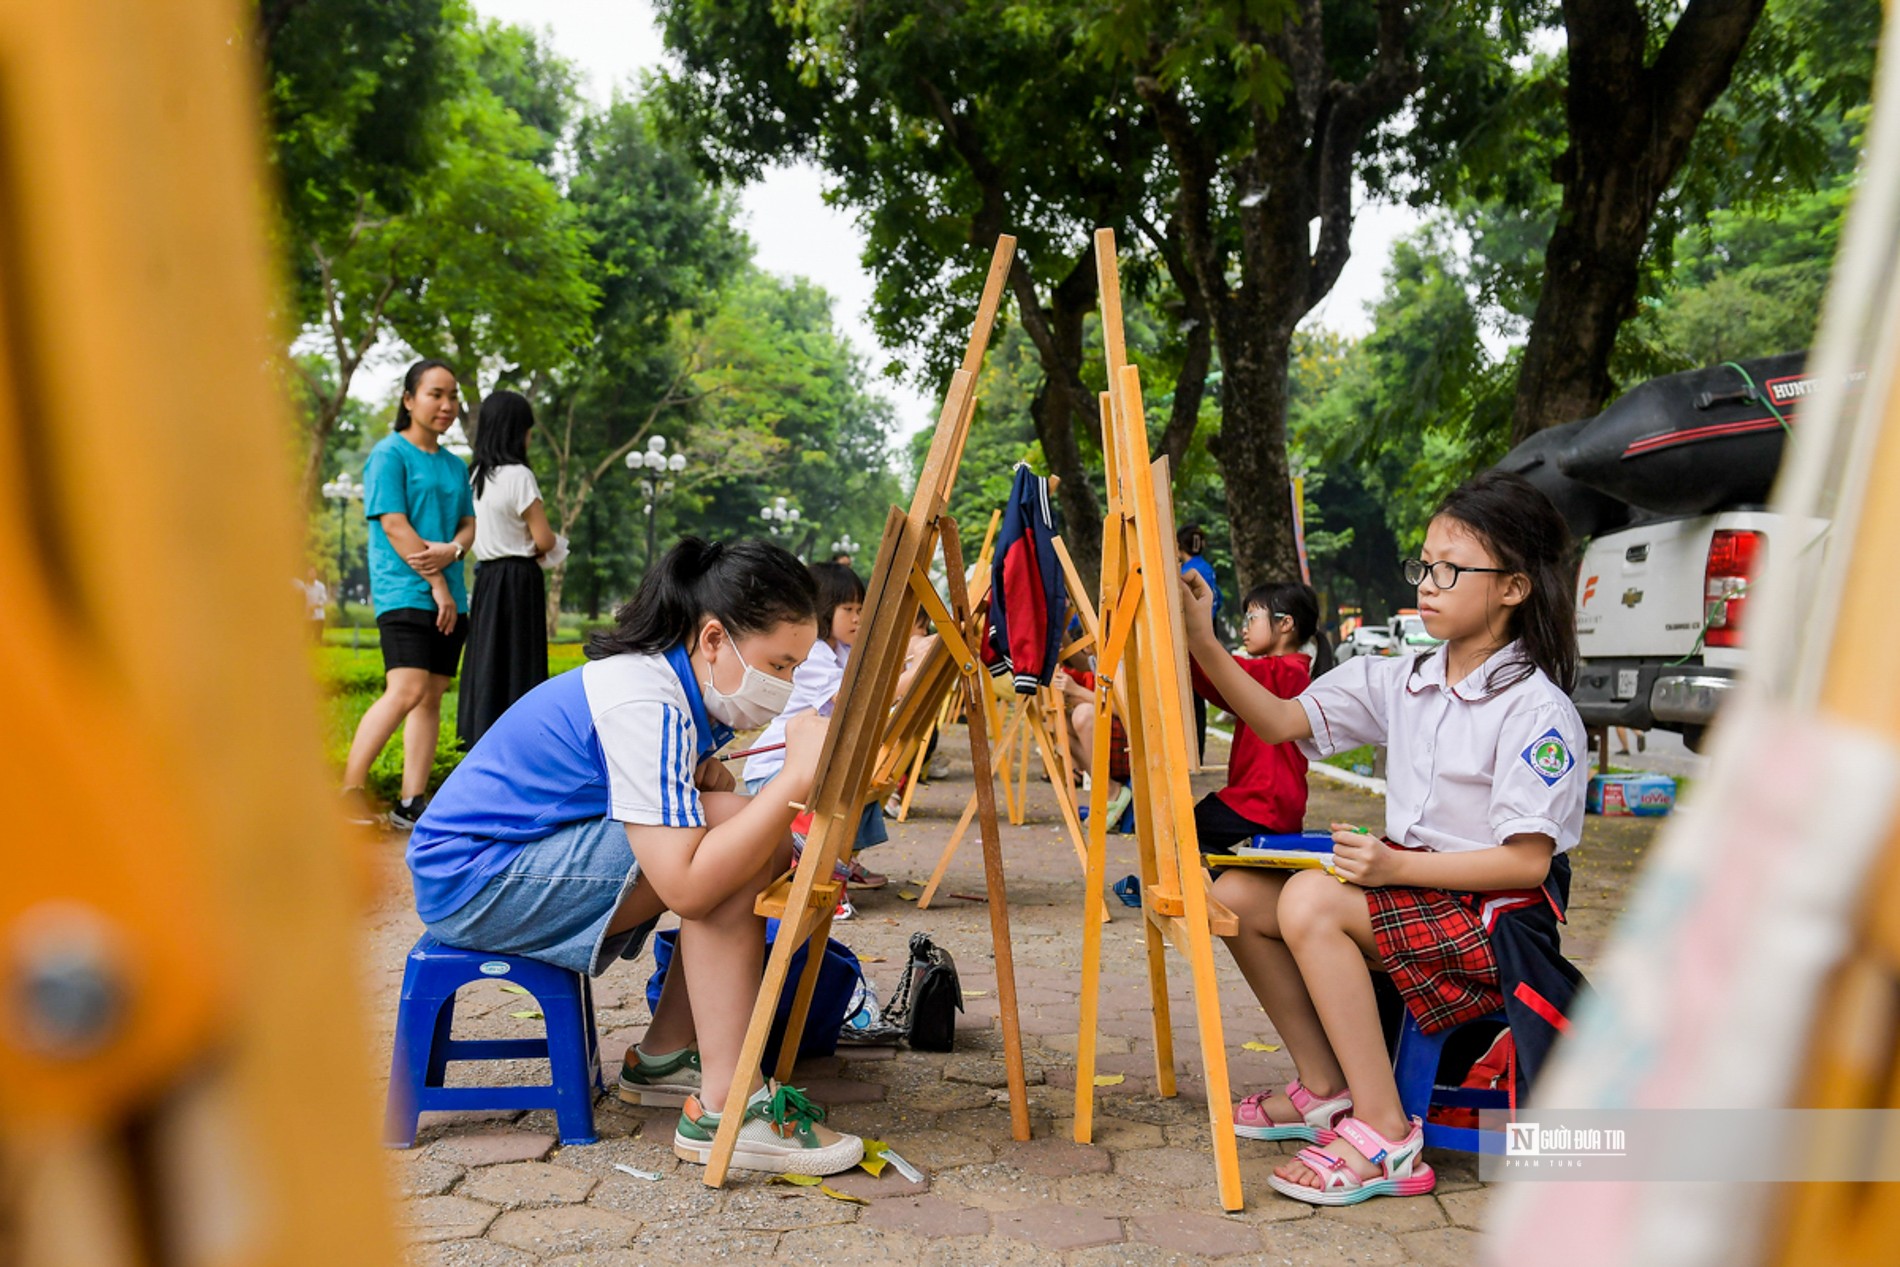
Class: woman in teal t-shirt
341,359,476,829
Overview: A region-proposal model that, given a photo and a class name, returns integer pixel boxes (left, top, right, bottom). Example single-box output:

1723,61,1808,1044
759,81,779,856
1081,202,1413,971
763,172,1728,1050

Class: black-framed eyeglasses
1401,558,1516,589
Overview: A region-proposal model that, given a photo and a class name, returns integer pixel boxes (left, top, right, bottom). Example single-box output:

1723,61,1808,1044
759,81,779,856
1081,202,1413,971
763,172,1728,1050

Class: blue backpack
644,918,864,1068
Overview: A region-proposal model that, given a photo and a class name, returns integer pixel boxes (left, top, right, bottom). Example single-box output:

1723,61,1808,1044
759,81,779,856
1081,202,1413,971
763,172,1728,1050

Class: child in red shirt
1191,581,1334,849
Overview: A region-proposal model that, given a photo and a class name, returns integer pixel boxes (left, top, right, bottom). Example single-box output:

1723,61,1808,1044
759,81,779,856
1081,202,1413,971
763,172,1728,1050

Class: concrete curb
1307,761,1387,796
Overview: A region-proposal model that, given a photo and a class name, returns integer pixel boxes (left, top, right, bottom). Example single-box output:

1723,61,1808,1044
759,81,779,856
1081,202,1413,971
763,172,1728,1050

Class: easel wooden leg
941,519,1030,1140
1072,676,1116,1144
919,702,1027,909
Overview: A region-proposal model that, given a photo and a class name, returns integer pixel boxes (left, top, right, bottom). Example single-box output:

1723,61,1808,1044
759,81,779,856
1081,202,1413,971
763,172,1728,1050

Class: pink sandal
1232,1080,1353,1143
1266,1116,1436,1205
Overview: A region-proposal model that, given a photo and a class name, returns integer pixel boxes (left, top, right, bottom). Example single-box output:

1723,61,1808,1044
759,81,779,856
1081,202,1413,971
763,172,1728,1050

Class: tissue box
1587,773,1676,817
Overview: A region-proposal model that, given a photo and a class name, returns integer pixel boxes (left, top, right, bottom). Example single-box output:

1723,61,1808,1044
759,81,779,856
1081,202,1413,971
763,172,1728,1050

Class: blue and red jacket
982,464,1065,693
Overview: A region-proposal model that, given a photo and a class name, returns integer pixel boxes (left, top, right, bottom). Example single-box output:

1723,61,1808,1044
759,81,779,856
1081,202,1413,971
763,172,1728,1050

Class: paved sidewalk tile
991,1203,1124,1251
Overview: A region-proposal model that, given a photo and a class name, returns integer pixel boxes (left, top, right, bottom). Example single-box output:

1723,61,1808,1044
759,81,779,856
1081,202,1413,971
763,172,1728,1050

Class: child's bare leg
1274,870,1410,1187
1213,868,1346,1121
1069,701,1096,775
606,792,790,1070
613,790,792,1111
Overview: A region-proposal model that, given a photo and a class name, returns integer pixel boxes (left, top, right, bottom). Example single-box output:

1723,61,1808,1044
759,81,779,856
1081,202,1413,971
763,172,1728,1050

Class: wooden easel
1071,229,1244,1211
704,236,1033,1186
917,543,1096,910
869,510,1003,824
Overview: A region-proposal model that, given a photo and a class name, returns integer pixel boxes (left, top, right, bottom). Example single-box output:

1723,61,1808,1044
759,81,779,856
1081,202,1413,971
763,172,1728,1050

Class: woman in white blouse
459,390,559,747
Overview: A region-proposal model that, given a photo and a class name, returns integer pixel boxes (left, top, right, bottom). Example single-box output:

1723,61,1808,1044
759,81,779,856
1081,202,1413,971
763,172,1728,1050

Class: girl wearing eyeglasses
1180,470,1587,1207
1190,581,1333,852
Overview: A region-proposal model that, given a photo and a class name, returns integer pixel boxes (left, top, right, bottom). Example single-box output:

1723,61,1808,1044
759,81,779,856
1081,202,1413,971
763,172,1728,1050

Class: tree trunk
1212,313,1301,593
1510,0,1768,442
1008,252,1104,592
1509,203,1649,441
545,561,565,640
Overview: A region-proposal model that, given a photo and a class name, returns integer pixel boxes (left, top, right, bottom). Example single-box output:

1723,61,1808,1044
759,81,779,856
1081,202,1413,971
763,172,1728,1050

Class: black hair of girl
1177,523,1207,556
587,537,819,660
808,562,867,643
393,358,457,432
1239,580,1336,675
470,390,535,498
1431,469,1578,693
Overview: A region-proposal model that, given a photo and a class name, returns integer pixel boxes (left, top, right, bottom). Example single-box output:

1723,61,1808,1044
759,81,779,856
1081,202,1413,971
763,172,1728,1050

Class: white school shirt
1296,642,1587,854
743,639,847,785
472,464,543,561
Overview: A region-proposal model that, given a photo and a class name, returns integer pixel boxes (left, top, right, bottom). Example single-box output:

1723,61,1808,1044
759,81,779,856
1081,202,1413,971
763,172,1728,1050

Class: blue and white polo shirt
407,644,731,923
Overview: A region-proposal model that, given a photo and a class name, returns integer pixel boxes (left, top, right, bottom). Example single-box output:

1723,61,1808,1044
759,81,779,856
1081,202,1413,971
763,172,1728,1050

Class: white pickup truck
1569,508,1826,750
1499,352,1842,751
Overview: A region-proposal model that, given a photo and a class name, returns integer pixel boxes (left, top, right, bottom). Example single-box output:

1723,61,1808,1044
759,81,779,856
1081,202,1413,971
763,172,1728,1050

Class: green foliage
381,16,599,395
260,0,453,312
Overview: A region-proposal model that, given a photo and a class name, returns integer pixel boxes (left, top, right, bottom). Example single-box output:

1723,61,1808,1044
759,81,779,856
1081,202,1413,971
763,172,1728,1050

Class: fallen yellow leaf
1241,1041,1282,1053
820,1185,868,1205
964,990,990,998
508,1010,544,1021
858,1139,890,1178
498,984,531,995
1092,1074,1125,1086
897,889,919,901
770,1174,823,1188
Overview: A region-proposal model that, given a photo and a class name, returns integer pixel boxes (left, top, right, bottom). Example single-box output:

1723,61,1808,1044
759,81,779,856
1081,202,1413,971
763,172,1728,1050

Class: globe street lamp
321,470,363,644
830,533,860,564
627,435,692,570
759,495,802,541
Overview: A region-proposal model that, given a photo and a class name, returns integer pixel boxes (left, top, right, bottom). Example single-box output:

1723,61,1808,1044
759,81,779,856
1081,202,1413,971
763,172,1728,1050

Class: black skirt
458,556,548,748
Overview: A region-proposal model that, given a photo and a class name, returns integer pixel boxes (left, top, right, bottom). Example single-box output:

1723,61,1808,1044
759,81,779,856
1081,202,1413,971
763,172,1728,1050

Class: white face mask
701,637,795,730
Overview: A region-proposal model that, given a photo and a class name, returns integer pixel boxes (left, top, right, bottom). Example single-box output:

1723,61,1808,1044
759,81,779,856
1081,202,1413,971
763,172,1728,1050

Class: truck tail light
1704,529,1764,648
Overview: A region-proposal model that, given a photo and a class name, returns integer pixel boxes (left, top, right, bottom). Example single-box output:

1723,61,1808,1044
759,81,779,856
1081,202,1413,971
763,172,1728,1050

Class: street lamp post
627,435,691,571
830,533,860,564
321,470,363,648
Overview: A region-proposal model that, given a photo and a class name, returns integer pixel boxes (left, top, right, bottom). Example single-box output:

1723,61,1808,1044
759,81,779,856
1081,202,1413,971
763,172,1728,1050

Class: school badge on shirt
1521,728,1575,786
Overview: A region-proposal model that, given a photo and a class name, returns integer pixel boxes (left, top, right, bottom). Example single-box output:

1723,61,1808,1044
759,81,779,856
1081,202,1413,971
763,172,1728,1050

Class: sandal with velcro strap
1232,1080,1353,1144
1266,1115,1437,1205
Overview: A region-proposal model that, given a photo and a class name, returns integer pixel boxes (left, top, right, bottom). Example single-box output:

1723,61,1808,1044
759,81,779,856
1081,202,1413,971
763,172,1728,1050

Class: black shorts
378,607,468,677
1194,791,1276,854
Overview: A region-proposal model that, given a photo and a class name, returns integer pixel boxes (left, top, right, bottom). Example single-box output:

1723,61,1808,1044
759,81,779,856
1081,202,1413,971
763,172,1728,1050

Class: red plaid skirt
1366,885,1502,1034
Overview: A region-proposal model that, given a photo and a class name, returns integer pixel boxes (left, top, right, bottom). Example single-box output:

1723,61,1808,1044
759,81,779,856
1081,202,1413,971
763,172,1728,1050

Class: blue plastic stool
1392,1009,1510,1155
384,934,604,1148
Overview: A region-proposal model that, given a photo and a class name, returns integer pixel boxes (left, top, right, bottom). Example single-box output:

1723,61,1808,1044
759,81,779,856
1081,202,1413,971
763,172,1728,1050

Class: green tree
655,0,1206,583
382,16,599,434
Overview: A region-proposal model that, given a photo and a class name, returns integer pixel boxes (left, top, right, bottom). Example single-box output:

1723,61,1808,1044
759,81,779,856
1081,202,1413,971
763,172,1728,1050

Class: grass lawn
315,641,590,802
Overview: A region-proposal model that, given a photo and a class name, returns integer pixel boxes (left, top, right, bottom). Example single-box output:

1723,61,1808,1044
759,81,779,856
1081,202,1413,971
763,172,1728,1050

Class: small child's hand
1179,571,1215,641
1328,822,1398,888
781,709,830,792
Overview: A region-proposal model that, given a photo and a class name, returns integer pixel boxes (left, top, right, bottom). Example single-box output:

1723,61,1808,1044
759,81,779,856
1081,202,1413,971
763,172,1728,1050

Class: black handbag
882,932,963,1052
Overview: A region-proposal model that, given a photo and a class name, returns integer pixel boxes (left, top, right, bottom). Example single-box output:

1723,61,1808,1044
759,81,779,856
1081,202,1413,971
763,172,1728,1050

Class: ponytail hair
587,536,819,660
393,358,457,432
1431,469,1577,693
1177,523,1207,556
1240,579,1335,675
809,561,867,643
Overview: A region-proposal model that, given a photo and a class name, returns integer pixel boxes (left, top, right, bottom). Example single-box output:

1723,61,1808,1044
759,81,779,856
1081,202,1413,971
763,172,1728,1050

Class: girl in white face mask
406,536,868,1177
740,563,889,891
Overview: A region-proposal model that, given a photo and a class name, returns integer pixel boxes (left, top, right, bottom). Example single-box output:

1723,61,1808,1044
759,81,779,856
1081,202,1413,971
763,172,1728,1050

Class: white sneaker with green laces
615,1044,700,1108
673,1081,864,1175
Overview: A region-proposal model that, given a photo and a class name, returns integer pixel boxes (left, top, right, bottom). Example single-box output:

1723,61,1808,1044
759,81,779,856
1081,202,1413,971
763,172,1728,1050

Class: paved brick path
368,726,1658,1265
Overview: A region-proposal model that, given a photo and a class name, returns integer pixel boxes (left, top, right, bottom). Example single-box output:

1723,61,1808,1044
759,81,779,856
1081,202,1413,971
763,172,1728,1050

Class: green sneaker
615,1044,701,1108
673,1081,865,1176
